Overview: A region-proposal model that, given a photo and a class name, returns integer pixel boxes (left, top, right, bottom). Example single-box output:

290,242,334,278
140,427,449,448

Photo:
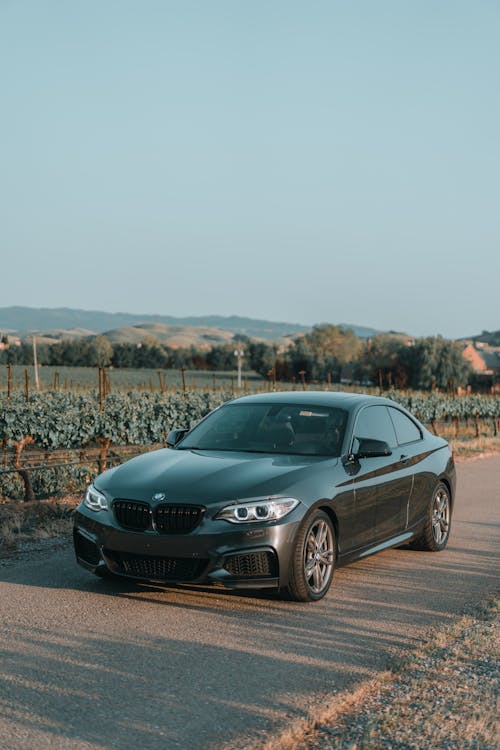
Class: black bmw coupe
74,391,456,601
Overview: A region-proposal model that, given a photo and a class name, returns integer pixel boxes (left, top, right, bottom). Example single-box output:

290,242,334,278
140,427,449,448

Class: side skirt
337,526,421,568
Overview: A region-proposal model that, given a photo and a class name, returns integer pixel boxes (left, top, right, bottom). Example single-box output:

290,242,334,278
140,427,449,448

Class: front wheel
412,482,452,551
284,510,336,602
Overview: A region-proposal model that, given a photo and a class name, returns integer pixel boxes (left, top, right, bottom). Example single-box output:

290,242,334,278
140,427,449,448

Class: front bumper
73,504,302,590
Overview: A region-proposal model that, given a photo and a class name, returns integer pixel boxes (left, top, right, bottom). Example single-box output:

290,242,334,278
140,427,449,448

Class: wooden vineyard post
98,366,103,411
33,335,40,391
157,371,166,393
104,369,111,397
181,366,186,394
97,438,112,473
7,363,13,400
24,368,30,402
13,435,35,502
299,370,306,391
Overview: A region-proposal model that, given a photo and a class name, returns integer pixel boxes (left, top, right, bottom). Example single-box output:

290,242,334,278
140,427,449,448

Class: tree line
0,325,476,391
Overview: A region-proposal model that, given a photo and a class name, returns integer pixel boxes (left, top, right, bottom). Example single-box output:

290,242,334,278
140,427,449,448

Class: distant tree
111,343,137,368
206,344,238,370
400,337,472,390
353,334,410,389
0,341,50,366
134,343,170,368
48,339,99,367
94,336,113,367
287,325,362,382
247,341,278,378
474,329,500,346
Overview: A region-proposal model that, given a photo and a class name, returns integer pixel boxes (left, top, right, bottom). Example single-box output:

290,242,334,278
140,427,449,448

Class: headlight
83,484,109,512
215,497,299,524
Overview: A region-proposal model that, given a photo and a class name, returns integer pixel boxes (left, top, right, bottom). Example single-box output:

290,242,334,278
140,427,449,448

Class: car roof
229,391,396,411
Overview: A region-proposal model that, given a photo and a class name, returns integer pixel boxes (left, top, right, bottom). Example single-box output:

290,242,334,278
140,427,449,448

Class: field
0,364,263,393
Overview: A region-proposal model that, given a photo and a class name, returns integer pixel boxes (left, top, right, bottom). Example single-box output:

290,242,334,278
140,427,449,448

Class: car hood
96,447,339,506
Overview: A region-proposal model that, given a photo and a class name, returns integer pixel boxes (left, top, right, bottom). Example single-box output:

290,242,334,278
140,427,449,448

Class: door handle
400,454,410,464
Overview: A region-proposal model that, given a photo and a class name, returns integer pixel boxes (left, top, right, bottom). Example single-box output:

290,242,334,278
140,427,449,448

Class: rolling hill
0,306,381,342
0,307,310,340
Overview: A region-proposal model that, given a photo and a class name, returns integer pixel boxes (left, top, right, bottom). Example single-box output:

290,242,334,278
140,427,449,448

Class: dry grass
246,595,499,750
0,496,78,551
436,422,500,460
452,435,500,460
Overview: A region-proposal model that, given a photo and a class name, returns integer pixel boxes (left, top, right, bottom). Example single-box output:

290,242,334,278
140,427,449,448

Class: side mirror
347,438,392,461
166,428,189,448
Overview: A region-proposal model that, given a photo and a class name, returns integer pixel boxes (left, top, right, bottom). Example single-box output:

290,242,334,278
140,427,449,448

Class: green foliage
354,334,410,388
246,341,279,377
0,391,233,450
386,392,500,423
288,325,362,382
2,390,498,454
353,335,474,391
400,337,473,390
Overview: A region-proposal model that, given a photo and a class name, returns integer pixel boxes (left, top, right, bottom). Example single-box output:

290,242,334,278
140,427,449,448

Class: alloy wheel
432,488,450,546
304,518,335,594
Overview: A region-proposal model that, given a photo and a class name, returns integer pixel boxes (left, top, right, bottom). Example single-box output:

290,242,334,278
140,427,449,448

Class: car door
351,405,413,546
387,406,430,528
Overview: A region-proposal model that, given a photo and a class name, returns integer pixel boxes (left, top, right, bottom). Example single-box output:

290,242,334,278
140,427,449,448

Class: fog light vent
74,531,101,566
223,551,278,578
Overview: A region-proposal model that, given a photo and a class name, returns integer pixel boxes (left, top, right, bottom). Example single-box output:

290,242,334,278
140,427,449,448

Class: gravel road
0,456,498,750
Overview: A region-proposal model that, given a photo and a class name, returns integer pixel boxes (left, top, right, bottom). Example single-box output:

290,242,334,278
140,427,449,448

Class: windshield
179,403,347,457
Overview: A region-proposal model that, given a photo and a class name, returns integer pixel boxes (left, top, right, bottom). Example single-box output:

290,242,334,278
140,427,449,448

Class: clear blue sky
1,1,498,338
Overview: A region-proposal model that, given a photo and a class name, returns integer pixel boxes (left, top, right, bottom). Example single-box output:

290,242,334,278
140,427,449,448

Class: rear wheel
412,482,451,551
284,510,336,602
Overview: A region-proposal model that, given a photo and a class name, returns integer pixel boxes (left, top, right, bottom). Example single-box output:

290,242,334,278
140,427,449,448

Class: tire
412,481,452,551
284,510,336,602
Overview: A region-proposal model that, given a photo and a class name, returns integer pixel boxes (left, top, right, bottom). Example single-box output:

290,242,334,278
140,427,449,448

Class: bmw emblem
152,493,166,502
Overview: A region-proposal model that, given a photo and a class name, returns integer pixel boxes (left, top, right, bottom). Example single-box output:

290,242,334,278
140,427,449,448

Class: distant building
462,341,500,390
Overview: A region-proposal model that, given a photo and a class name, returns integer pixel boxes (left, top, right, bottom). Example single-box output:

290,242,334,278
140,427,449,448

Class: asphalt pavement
0,456,498,750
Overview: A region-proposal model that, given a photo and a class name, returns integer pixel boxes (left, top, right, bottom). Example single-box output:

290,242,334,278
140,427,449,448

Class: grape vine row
1,389,499,500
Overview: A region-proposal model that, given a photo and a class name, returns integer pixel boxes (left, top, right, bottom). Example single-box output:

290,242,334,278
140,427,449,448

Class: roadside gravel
253,594,499,750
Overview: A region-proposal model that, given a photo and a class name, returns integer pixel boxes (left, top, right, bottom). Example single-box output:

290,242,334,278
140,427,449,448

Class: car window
179,403,348,456
388,407,422,444
353,405,397,449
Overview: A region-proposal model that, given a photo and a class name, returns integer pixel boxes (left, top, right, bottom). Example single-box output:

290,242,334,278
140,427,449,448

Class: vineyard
0,364,261,393
1,388,499,501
